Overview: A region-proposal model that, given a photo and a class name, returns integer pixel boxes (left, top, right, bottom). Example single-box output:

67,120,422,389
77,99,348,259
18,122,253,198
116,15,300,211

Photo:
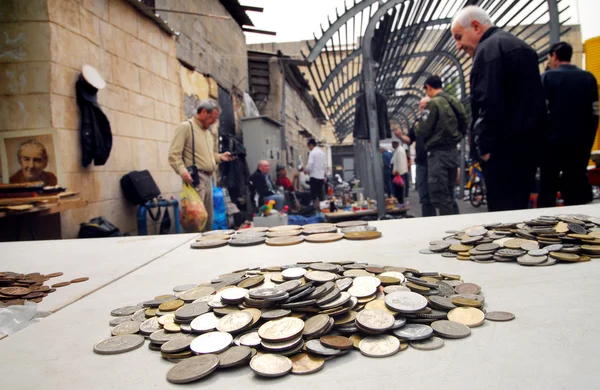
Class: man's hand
220,151,235,162
480,153,491,162
181,171,193,184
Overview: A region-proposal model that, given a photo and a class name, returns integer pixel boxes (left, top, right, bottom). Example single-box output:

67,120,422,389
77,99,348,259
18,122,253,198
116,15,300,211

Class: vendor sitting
276,164,312,208
249,160,285,211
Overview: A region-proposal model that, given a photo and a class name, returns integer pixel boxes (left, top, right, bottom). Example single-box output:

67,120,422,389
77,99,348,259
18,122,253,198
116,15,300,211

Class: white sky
244,0,600,44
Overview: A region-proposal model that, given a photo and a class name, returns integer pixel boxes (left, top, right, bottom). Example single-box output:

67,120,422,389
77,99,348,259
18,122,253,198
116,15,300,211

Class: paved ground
403,187,600,219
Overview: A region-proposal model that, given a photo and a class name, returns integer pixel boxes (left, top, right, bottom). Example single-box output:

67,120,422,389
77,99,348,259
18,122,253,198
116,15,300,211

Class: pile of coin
0,271,88,307
420,214,600,266
190,221,382,250
94,262,512,384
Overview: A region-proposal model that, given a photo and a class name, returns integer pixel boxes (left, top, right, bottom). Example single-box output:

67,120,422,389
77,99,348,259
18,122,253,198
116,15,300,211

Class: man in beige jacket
168,99,233,231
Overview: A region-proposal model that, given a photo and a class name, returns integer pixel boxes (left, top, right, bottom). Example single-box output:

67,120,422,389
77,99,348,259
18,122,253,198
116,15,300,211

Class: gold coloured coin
399,341,409,351
145,308,158,317
158,314,175,326
163,322,181,333
406,282,430,293
364,299,397,316
349,334,362,349
579,255,592,262
238,275,265,289
451,297,483,308
159,300,184,311
447,307,485,327
343,231,382,240
456,256,470,261
449,244,473,253
290,353,325,375
549,252,580,262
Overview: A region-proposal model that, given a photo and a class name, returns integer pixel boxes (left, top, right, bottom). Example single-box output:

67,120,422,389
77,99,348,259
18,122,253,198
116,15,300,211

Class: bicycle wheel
470,183,483,208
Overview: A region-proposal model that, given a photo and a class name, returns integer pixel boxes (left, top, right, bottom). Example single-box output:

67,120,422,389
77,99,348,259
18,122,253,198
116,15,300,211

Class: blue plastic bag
212,187,227,230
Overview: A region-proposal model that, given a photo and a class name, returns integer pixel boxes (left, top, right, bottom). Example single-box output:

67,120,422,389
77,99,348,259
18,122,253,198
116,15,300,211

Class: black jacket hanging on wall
353,93,391,140
76,75,112,167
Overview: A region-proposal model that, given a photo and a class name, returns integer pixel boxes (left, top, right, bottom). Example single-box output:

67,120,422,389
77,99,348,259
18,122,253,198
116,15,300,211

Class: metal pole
280,59,287,164
547,0,560,45
361,0,405,219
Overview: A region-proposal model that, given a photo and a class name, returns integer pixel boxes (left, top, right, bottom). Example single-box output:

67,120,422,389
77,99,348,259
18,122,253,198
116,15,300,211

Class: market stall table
324,206,409,223
0,205,599,389
1,233,197,313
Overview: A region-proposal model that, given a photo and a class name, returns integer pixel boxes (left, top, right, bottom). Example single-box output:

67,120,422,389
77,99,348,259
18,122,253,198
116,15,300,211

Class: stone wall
156,0,248,93
0,0,183,239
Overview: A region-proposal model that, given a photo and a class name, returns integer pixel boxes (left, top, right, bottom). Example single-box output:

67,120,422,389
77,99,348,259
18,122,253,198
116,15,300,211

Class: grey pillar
547,0,560,45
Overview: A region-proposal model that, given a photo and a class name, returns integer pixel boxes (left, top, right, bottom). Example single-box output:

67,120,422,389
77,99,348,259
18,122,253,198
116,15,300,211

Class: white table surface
1,205,600,389
0,233,197,313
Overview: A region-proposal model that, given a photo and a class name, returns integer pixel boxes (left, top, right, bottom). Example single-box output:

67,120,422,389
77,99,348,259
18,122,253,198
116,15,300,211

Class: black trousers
539,145,593,207
481,151,537,212
427,149,459,216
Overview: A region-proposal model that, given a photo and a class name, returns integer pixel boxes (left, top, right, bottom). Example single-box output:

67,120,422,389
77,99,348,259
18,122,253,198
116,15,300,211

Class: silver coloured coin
111,321,141,336
149,330,186,345
191,312,220,333
485,311,516,321
216,311,253,333
161,334,195,354
281,267,307,279
431,320,471,339
220,287,248,303
261,309,292,320
139,317,161,335
110,305,142,317
385,291,428,313
217,346,253,368
309,262,339,272
93,334,145,355
318,291,351,309
166,354,219,384
359,335,400,357
393,324,433,341
410,336,444,350
355,309,395,332
109,316,132,326
237,331,261,347
261,335,303,352
517,254,547,266
190,331,233,354
250,354,293,377
305,339,341,356
175,301,211,320
335,278,353,291
383,285,410,294
173,284,198,292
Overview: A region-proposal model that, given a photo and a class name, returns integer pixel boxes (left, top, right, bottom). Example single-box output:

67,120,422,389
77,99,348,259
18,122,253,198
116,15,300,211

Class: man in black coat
248,160,284,211
539,42,599,207
451,6,547,211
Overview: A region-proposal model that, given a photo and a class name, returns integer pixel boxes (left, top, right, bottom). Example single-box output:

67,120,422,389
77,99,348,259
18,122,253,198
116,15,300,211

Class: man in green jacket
415,75,468,215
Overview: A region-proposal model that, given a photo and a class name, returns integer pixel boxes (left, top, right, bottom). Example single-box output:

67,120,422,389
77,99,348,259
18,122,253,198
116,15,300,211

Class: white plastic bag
0,301,37,335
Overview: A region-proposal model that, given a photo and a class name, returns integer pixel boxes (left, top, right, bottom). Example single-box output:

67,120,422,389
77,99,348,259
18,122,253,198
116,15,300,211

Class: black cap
424,75,443,89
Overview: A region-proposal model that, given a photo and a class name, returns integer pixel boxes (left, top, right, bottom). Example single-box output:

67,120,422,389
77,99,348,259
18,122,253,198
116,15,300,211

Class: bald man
248,160,285,211
451,6,546,211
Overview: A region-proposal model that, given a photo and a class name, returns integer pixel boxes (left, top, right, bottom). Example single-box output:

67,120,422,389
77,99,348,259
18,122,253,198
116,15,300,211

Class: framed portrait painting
0,129,62,187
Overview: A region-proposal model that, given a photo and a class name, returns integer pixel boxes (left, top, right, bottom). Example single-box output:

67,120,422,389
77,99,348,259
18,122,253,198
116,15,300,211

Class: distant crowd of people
386,5,598,217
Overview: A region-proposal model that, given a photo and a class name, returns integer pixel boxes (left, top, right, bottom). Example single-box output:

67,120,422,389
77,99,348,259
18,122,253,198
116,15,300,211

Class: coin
385,291,427,313
266,230,303,238
229,236,265,247
269,225,302,232
549,252,580,262
111,305,143,317
196,235,230,242
281,268,307,280
447,307,485,327
51,282,71,288
159,299,184,312
485,311,516,321
336,220,368,228
290,352,325,374
359,335,400,357
190,240,228,249
217,311,253,333
454,283,481,295
410,336,444,351
355,309,395,332
111,321,141,336
304,233,344,243
392,324,433,341
344,231,382,240
70,277,89,283
259,317,305,342
190,312,219,333
451,297,483,308
305,271,336,283
302,226,338,234
109,316,132,326
203,229,235,236
0,287,31,296
320,335,353,350
166,354,219,384
217,346,253,368
265,236,305,246
93,334,145,355
303,314,330,338
190,331,233,354
139,317,161,335
431,320,471,339
161,334,195,354
250,354,293,377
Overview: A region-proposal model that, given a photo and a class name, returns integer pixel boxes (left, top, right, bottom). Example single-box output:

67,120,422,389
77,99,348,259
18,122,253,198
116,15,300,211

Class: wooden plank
0,196,58,206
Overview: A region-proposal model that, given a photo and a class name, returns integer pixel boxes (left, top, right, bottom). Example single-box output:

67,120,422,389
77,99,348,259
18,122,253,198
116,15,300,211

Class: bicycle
464,161,486,208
